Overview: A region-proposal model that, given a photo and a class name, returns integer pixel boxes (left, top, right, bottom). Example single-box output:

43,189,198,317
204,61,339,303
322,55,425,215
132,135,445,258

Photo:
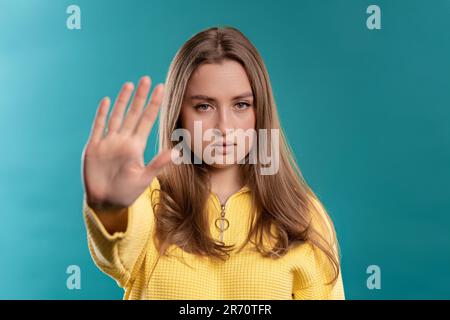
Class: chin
206,163,236,169
205,157,248,169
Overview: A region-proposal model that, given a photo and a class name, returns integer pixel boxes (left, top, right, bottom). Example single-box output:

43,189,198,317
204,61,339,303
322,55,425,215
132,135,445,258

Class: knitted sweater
83,177,345,299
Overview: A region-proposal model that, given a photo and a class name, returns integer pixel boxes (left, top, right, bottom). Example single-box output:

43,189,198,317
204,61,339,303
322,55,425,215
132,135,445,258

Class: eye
235,102,251,110
194,104,212,112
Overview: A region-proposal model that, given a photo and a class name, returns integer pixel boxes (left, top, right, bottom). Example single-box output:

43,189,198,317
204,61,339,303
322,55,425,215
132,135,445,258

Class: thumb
142,148,176,182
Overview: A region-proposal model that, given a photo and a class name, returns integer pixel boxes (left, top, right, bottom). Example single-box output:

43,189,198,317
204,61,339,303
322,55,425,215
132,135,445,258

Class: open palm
82,76,173,210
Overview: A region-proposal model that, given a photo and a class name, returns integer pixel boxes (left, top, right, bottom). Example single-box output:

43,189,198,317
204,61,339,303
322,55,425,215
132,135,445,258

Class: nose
215,107,233,138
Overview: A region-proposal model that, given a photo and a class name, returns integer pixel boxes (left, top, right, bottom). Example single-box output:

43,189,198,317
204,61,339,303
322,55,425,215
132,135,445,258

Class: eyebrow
188,91,254,102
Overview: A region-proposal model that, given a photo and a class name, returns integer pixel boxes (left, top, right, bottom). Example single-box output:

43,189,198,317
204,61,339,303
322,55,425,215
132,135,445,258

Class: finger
89,97,110,144
108,82,134,133
135,84,164,140
142,148,174,183
122,76,151,133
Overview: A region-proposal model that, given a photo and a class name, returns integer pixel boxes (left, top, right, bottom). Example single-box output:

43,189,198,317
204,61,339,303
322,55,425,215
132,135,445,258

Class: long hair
153,26,340,284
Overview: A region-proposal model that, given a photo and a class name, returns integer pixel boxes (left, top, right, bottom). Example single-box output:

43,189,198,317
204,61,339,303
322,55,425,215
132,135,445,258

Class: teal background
1,0,449,299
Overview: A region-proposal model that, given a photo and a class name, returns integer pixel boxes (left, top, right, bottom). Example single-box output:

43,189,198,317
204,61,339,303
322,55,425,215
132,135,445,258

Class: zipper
211,185,249,243
215,203,229,242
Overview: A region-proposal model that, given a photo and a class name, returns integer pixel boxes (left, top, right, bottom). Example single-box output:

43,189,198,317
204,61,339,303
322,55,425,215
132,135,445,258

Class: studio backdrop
1,0,449,299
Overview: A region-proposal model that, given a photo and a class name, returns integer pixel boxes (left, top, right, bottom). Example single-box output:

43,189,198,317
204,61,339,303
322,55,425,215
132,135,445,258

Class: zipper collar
209,185,251,243
209,184,251,208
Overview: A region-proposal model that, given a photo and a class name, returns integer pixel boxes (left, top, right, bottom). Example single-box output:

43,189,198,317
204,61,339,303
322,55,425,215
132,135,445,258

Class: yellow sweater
83,177,345,300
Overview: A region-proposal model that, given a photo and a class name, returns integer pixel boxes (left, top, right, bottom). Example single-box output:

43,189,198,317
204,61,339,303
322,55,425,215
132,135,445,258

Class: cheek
237,109,256,130
179,109,214,151
178,108,193,149
179,106,191,130
181,107,214,129
234,110,257,154
245,109,257,148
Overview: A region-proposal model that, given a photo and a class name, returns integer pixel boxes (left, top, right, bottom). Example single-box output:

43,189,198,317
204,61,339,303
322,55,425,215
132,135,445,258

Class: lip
212,141,236,146
212,143,236,155
212,143,236,147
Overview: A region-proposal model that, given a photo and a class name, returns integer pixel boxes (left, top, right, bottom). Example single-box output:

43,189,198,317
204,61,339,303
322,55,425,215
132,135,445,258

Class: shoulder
289,192,340,279
289,240,337,289
306,192,338,249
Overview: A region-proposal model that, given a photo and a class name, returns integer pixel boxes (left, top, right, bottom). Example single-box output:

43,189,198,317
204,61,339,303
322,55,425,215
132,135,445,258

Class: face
179,59,256,169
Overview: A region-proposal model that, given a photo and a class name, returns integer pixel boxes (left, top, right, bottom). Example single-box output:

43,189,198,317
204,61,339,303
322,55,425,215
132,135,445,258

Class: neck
208,165,244,204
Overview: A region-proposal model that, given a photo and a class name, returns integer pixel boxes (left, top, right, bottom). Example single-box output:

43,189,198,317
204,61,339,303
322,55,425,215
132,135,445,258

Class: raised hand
81,76,173,213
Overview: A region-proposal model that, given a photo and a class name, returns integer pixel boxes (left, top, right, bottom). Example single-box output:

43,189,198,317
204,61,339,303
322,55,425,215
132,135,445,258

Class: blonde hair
153,26,340,284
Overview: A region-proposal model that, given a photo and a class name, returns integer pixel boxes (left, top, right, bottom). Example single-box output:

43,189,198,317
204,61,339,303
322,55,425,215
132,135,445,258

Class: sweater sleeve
292,243,345,300
82,177,160,288
292,193,345,300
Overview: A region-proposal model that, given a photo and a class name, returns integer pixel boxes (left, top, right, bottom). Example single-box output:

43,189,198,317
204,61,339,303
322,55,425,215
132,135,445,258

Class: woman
81,26,345,300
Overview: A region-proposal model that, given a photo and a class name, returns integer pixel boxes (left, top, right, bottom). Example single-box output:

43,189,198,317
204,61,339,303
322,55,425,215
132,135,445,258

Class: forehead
185,60,252,98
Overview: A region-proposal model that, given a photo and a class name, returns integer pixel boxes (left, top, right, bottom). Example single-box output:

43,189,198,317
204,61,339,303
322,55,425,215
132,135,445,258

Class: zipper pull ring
215,204,229,242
